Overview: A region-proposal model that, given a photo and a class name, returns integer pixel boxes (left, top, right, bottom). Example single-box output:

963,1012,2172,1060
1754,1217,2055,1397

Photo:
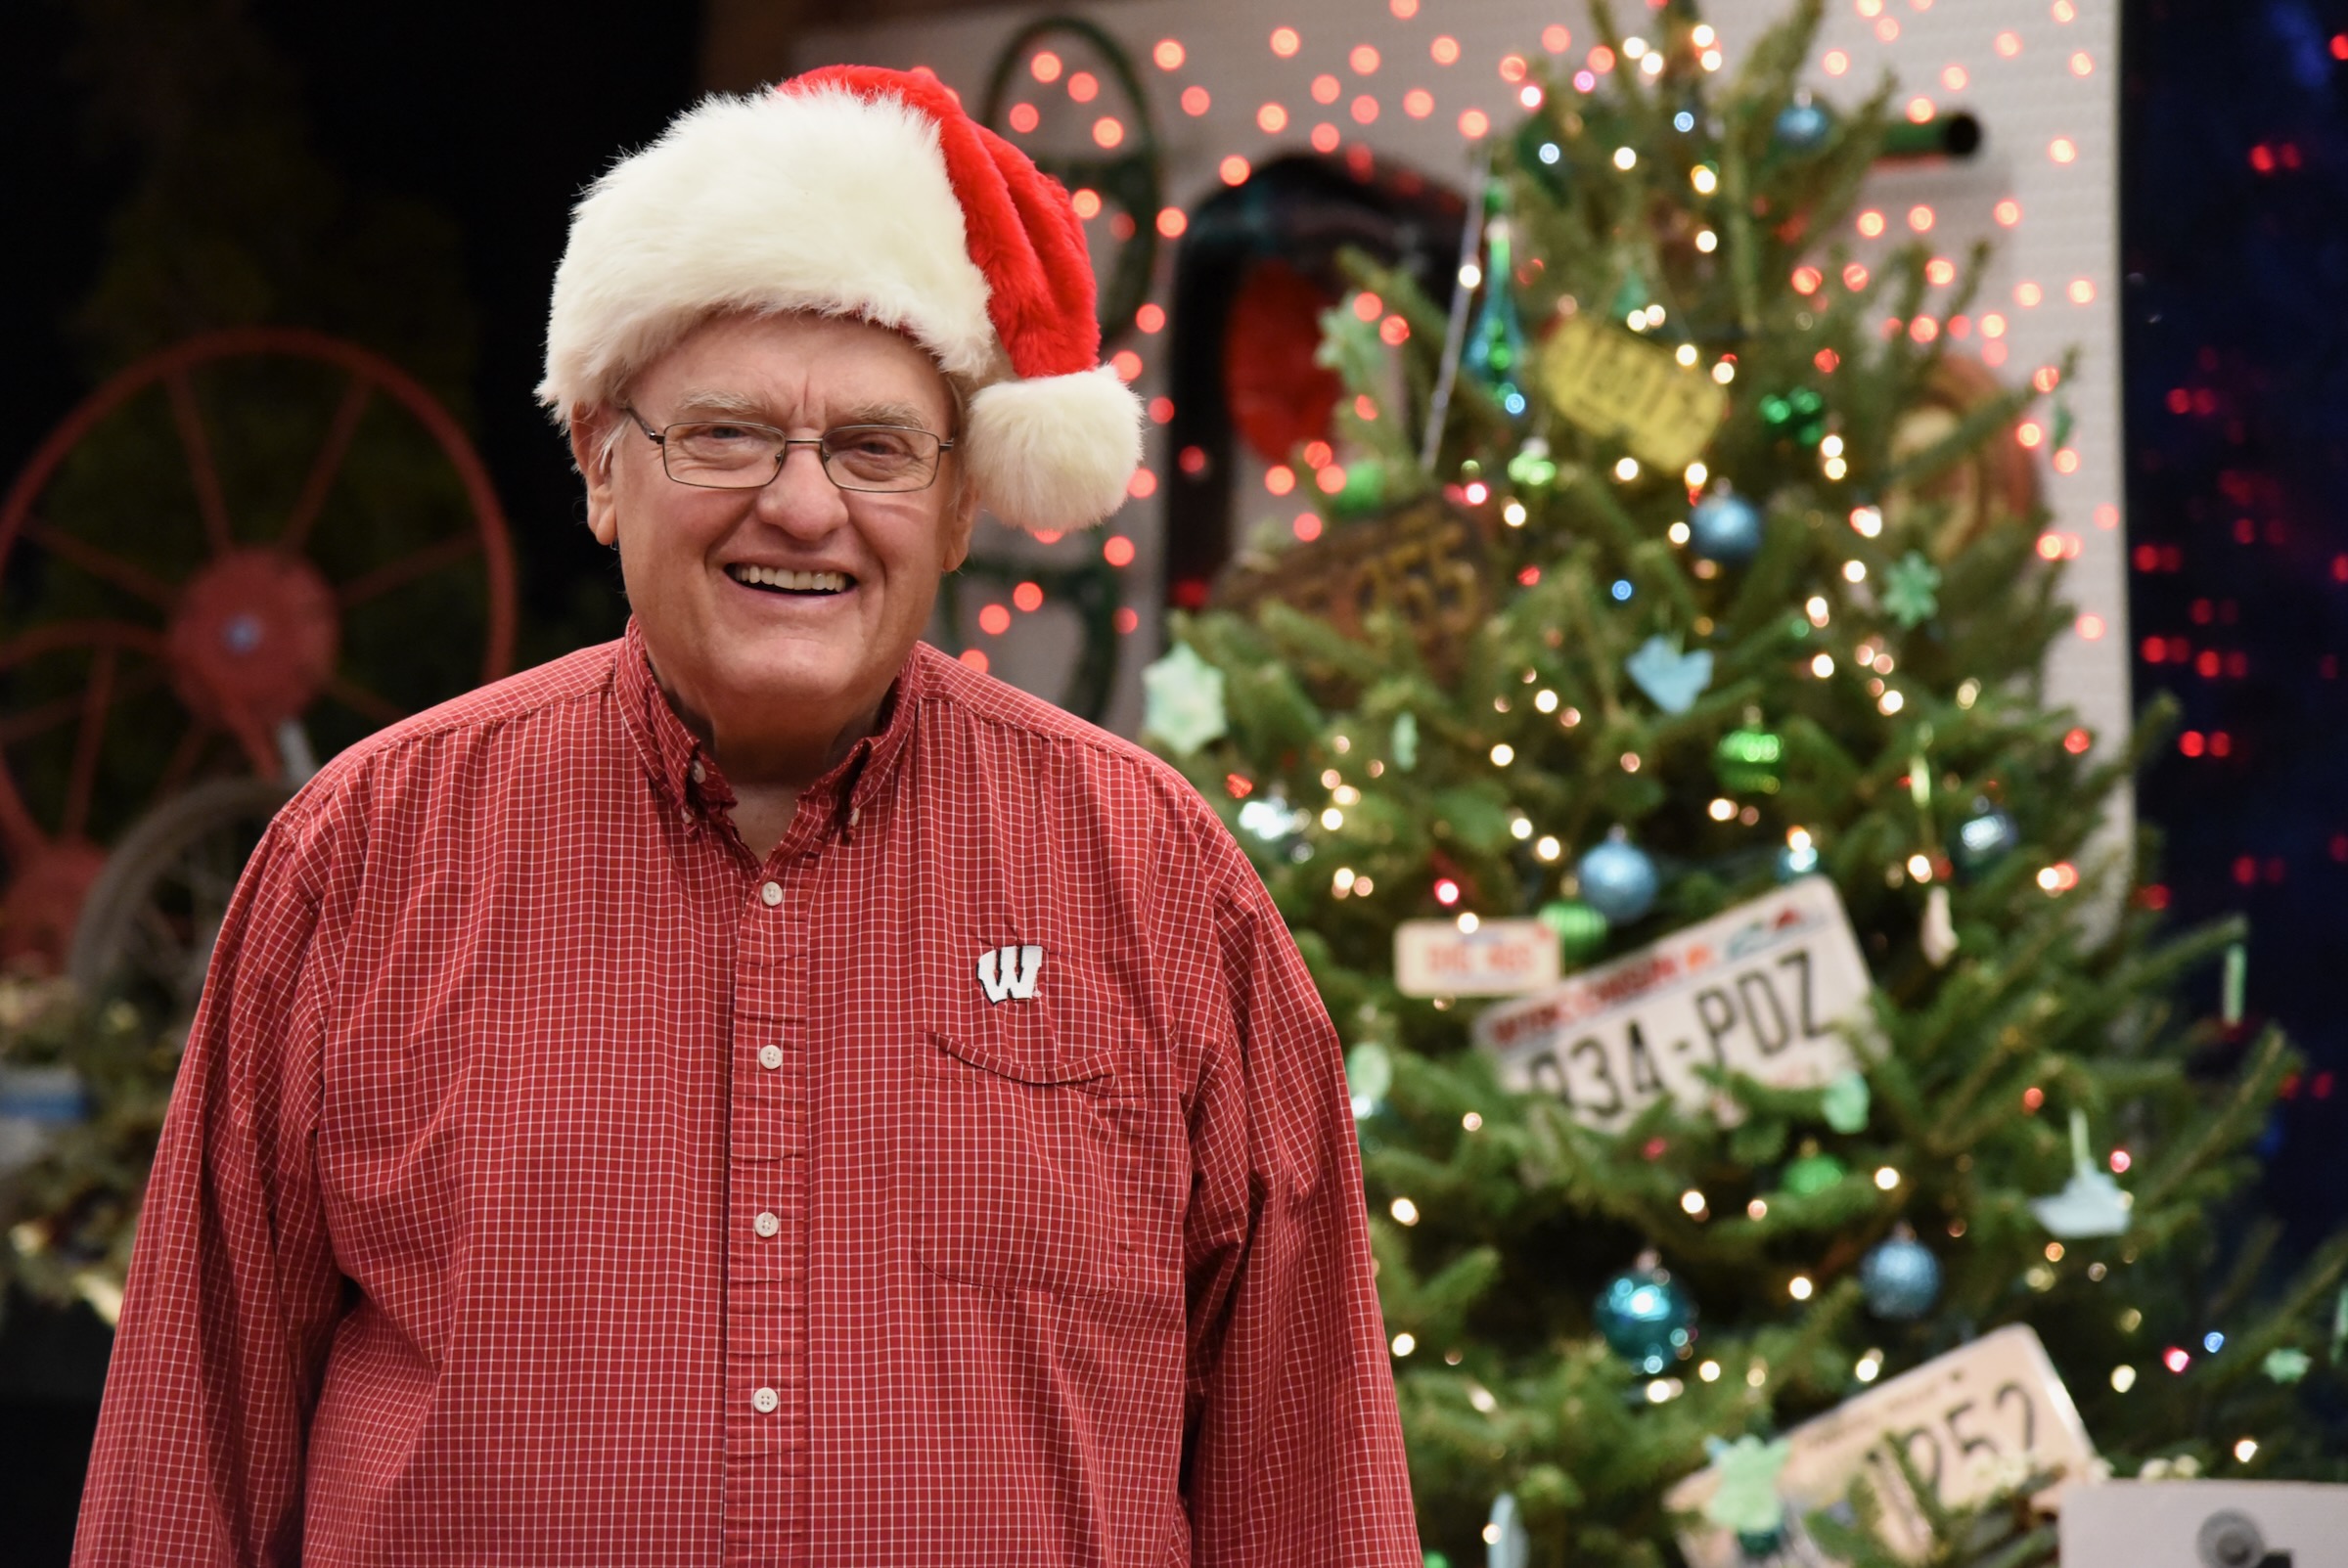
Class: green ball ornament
1538,898,1609,963
1714,724,1785,793
1595,1259,1699,1374
1780,1150,1849,1196
1331,460,1387,519
1506,438,1558,489
1758,385,1828,446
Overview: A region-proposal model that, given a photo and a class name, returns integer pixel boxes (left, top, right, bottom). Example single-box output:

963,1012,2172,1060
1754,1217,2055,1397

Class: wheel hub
166,549,339,733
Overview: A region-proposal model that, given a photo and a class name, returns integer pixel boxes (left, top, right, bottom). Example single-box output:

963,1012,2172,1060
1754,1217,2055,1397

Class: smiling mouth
728,564,854,596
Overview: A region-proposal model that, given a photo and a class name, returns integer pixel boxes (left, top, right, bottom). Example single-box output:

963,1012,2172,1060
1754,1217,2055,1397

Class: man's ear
567,405,621,547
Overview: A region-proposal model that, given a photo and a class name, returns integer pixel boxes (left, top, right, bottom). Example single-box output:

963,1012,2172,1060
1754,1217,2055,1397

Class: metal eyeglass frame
622,407,955,493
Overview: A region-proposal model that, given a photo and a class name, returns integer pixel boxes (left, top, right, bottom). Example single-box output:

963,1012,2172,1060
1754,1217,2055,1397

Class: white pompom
965,366,1144,534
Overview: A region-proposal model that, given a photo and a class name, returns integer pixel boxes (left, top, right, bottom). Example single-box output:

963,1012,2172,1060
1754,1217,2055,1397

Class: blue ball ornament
1689,492,1765,566
1596,1259,1699,1373
1860,1232,1943,1321
1577,833,1659,924
1775,96,1833,153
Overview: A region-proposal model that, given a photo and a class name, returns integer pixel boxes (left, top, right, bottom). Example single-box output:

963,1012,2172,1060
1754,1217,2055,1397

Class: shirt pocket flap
928,1026,1120,1088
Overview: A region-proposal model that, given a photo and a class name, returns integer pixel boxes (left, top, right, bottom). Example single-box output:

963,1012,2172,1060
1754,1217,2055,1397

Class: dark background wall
0,2,698,1557
2120,0,2348,1256
248,0,704,662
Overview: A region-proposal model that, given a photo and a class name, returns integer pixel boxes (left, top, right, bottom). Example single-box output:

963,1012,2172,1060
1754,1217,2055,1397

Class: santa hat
538,66,1143,534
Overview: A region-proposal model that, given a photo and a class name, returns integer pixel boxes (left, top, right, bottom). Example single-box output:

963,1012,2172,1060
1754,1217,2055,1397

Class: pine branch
2134,1026,2294,1212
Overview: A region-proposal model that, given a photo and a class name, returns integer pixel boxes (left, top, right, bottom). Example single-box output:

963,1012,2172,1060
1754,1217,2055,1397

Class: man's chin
719,643,897,713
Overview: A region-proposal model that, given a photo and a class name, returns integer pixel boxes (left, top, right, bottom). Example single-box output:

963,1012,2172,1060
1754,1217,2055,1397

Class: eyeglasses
623,407,954,493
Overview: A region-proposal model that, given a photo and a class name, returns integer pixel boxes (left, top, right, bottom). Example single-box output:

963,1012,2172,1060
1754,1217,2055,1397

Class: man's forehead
646,314,951,424
666,384,933,426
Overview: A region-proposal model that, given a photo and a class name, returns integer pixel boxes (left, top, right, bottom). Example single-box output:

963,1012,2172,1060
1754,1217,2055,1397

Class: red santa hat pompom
538,66,1143,535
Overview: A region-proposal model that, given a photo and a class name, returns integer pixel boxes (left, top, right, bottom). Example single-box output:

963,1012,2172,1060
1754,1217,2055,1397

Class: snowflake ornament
1881,551,1943,628
1142,642,1228,756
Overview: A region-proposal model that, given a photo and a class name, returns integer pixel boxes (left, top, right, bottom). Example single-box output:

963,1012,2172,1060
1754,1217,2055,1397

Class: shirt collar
611,618,934,834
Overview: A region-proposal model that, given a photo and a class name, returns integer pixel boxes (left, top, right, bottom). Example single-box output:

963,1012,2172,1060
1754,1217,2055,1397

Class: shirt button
751,1386,780,1414
753,1210,781,1238
757,1044,784,1070
690,759,705,784
760,880,784,907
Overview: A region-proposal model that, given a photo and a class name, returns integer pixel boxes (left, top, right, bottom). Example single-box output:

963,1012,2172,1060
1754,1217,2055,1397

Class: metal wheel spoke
122,905,191,981
282,376,373,553
165,370,237,558
336,533,480,608
0,691,89,746
60,646,118,841
0,664,161,746
223,713,282,780
1,331,516,969
0,620,166,667
179,847,240,909
23,519,178,609
326,675,405,727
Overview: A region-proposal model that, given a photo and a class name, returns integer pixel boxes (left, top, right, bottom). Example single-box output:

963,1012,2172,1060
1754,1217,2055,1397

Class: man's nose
753,443,850,537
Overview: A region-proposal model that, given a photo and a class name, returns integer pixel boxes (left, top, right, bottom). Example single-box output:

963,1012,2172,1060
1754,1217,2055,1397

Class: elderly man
73,66,1418,1567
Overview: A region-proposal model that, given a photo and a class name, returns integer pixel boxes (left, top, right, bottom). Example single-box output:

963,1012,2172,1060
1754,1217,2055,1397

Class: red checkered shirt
72,623,1419,1567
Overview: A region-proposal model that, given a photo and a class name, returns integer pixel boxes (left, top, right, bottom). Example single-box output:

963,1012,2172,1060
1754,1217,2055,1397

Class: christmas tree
1145,2,2348,1562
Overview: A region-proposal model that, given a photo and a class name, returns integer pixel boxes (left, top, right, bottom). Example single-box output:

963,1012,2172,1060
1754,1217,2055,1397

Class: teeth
731,565,849,592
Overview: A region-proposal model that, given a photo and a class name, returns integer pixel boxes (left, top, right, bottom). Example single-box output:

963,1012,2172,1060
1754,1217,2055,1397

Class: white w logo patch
975,945,1044,1004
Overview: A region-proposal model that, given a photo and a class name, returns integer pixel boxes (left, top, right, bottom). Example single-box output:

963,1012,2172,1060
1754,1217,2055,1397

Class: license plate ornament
1394,917,1562,998
1473,877,1872,1130
1666,1325,2097,1567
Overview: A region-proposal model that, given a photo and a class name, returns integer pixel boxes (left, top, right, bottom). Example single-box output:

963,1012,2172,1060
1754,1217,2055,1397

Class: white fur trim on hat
966,367,1145,533
537,86,998,412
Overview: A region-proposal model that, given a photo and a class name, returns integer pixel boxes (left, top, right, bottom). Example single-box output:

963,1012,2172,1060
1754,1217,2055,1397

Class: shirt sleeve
73,810,346,1568
1180,848,1421,1566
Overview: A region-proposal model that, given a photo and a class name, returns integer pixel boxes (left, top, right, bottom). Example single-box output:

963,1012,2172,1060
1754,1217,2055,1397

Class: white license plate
1474,878,1868,1131
1393,917,1561,997
1668,1325,2099,1566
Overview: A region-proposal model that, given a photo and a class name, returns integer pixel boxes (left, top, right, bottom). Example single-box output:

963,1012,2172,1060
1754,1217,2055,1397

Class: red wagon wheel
0,326,517,969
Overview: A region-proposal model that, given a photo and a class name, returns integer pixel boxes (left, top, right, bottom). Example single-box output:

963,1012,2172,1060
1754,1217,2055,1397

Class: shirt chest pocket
914,1017,1144,1298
